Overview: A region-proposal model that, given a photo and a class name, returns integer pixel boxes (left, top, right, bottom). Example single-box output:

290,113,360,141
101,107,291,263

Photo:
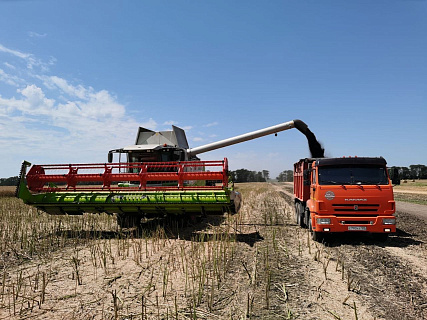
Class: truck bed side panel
293,159,310,202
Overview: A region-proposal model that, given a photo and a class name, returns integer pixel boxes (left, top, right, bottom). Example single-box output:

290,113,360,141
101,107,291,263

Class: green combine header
16,159,240,227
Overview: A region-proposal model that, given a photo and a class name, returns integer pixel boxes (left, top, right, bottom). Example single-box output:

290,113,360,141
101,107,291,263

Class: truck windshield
318,165,389,185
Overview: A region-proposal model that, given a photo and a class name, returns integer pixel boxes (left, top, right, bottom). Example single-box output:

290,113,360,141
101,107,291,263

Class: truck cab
294,157,396,242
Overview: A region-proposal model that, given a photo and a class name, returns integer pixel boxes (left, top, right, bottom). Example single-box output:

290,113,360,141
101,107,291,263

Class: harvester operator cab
108,145,188,164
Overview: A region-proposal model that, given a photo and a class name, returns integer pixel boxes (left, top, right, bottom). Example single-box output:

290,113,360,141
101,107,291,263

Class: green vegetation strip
394,194,427,206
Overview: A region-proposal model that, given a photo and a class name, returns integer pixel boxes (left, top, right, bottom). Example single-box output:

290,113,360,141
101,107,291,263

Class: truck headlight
382,218,396,225
316,218,331,224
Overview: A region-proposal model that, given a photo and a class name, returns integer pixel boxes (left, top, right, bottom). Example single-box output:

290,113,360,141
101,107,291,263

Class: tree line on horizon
390,165,427,180
2,164,426,186
230,164,427,183
0,176,19,186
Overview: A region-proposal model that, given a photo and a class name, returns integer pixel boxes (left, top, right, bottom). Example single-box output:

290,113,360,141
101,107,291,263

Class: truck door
311,168,317,201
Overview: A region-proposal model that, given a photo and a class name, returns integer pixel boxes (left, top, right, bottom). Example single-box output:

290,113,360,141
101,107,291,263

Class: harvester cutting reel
16,159,241,228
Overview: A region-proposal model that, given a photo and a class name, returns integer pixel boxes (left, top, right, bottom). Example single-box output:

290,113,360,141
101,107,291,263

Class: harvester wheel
117,213,142,229
230,191,242,214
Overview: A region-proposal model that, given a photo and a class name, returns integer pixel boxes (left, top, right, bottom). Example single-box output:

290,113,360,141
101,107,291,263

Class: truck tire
295,202,305,228
309,214,324,243
294,202,300,224
304,207,310,228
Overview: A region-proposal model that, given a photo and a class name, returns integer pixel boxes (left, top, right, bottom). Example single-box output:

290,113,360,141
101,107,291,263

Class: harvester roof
122,144,180,151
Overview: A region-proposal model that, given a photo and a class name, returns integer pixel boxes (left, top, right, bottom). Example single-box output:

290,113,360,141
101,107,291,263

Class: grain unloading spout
187,120,300,157
187,119,324,158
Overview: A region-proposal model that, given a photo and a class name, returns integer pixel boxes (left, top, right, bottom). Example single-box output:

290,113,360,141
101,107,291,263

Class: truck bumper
311,214,396,234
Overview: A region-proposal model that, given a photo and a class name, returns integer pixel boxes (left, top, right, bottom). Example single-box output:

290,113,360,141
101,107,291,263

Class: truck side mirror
108,152,113,163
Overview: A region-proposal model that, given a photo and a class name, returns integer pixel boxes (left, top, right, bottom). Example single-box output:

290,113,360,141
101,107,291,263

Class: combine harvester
17,120,310,227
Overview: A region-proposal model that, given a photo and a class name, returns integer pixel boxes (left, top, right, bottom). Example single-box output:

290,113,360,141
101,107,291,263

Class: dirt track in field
1,183,426,319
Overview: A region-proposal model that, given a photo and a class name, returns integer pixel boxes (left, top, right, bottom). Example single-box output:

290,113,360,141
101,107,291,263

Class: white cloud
0,43,51,71
3,62,16,70
0,44,158,176
204,121,218,127
43,75,88,99
163,120,177,126
28,31,47,38
0,44,30,60
0,81,154,170
192,137,204,142
0,69,20,86
17,85,55,115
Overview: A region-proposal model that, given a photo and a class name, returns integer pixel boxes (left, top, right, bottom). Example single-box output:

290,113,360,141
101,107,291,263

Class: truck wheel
294,203,300,224
309,216,324,242
295,203,305,228
294,203,297,222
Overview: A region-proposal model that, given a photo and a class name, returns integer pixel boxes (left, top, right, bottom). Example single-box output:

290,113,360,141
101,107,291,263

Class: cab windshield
318,165,389,185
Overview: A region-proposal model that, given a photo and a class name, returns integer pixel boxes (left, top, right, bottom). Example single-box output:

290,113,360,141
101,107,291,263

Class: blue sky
0,0,426,178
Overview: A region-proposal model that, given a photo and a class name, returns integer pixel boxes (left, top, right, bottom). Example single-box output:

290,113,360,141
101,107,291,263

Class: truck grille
332,204,379,213
333,214,379,218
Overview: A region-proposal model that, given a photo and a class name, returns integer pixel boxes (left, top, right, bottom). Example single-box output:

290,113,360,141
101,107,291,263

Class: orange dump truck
294,157,396,242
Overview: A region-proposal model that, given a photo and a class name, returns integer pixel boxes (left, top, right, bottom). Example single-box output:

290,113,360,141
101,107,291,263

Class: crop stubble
0,184,426,319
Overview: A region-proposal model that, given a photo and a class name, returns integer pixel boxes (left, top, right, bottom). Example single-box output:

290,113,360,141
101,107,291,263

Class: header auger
16,119,317,228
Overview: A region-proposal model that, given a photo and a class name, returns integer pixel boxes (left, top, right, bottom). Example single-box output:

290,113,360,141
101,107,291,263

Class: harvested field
0,183,426,319
393,179,427,205
0,187,15,198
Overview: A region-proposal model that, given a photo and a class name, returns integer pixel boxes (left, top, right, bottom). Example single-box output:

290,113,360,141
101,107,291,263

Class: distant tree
409,165,427,179
230,169,271,182
233,169,251,182
0,176,19,186
400,167,411,179
276,170,293,182
262,170,270,181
